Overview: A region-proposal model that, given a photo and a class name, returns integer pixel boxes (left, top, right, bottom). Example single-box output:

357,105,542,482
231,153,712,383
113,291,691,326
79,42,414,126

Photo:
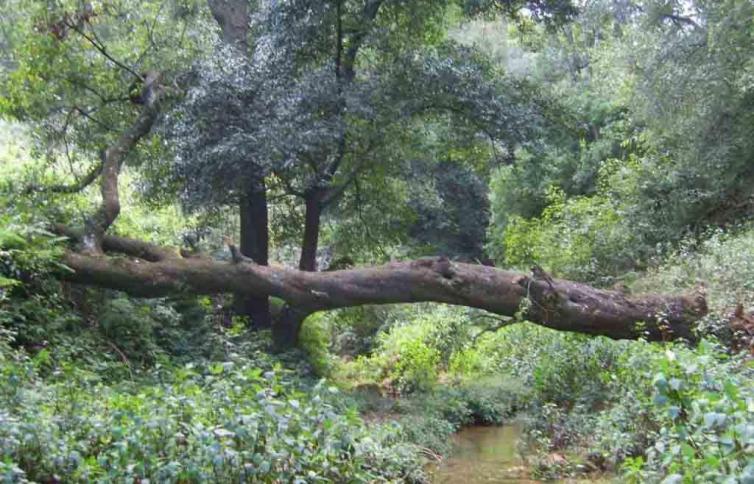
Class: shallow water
428,423,537,484
428,424,611,484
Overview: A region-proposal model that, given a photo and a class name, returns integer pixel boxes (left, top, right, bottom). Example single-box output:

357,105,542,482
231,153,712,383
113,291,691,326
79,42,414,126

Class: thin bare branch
24,161,103,195
65,19,143,81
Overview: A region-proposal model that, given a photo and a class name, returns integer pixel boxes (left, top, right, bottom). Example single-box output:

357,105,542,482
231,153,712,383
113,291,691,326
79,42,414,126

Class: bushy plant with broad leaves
496,328,754,481
447,376,526,425
616,340,754,483
0,353,427,483
340,305,472,394
0,221,74,349
298,312,336,377
470,323,622,407
390,339,441,394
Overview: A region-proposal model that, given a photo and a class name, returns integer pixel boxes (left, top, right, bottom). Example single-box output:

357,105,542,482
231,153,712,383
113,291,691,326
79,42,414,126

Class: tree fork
58,241,708,348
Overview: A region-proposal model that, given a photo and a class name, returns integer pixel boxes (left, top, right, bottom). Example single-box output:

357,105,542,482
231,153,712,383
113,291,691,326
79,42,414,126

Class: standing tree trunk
273,189,323,349
207,0,249,50
237,179,271,329
273,306,309,350
299,189,323,272
206,0,272,329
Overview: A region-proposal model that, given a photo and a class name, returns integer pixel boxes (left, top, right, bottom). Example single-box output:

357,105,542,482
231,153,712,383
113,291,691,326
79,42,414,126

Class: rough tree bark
81,72,162,254
273,189,324,348
56,232,708,350
299,189,323,272
207,0,249,50
238,180,271,329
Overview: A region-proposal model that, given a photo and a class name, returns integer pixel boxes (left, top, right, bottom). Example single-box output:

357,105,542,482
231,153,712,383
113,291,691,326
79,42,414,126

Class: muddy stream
428,423,609,483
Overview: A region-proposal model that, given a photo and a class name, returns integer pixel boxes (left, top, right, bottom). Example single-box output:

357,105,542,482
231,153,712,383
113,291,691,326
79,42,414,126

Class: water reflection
429,423,536,484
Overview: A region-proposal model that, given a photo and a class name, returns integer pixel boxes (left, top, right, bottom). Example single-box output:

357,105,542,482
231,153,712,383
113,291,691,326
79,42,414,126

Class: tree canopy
1,0,741,342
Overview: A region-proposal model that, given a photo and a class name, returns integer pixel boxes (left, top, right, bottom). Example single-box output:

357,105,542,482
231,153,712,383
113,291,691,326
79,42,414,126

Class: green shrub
0,354,426,483
391,339,440,394
470,324,620,407
0,222,71,345
328,306,392,357
395,414,457,455
448,346,485,375
298,312,335,376
529,334,619,407
456,377,525,425
387,376,527,457
339,305,471,394
616,340,754,483
515,336,754,482
633,224,754,312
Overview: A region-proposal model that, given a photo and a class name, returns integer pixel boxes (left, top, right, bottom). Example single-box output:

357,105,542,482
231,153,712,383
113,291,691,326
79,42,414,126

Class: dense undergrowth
1,211,754,483
2,219,754,483
314,227,754,482
0,223,426,482
0,339,423,482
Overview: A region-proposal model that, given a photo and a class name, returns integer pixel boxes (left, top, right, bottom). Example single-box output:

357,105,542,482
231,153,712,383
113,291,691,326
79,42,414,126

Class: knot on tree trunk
410,256,455,279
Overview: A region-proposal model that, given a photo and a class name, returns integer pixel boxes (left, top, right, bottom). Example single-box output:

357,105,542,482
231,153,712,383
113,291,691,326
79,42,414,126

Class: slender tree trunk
237,179,271,329
299,190,323,272
274,189,323,349
82,73,162,253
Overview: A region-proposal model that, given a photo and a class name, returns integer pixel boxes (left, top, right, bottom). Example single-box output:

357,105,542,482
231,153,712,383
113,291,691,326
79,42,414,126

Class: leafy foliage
489,0,754,279
0,0,212,190
0,351,425,482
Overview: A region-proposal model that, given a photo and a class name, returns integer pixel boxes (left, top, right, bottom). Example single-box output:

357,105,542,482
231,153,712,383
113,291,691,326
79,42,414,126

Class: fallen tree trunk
58,235,708,347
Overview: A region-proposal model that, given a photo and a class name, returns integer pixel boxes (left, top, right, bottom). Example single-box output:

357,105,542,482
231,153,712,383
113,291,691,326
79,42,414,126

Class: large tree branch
659,14,702,31
59,243,707,343
81,73,163,253
53,224,179,262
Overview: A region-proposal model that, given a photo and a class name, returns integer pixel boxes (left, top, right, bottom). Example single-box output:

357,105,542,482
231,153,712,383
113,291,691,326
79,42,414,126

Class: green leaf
0,276,19,288
0,229,26,249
